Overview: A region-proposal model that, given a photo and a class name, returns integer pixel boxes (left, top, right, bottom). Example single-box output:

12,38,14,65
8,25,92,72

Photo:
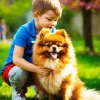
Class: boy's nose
51,21,57,27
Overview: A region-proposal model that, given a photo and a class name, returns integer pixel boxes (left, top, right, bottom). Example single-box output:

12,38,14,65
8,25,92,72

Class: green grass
0,36,100,99
77,55,100,90
0,42,10,85
72,36,100,90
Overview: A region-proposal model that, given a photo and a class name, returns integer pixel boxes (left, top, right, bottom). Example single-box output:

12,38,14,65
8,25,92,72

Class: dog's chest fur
38,59,75,95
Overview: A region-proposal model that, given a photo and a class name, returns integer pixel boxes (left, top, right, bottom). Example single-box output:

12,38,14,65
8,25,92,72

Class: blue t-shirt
1,19,56,73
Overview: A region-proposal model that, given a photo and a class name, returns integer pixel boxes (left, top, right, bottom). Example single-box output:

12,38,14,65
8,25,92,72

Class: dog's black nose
53,47,56,51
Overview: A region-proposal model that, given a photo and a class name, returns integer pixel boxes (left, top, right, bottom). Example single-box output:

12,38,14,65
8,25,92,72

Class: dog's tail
82,88,100,100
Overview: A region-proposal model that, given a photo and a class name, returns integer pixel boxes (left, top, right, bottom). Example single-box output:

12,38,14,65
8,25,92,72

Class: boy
1,0,62,100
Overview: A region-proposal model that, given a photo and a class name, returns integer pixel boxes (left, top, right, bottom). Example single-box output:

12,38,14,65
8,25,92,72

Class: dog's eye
57,44,62,47
39,43,44,46
45,43,51,47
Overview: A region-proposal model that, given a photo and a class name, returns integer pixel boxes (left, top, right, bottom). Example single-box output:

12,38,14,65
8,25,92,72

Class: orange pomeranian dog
32,28,100,100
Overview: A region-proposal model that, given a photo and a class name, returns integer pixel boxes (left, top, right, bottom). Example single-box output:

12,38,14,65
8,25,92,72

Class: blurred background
0,0,100,100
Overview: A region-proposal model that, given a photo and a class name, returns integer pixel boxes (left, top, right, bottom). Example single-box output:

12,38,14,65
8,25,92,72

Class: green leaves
0,0,32,34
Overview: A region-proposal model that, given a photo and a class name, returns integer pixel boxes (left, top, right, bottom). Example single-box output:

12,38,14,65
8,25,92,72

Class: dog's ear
37,28,50,41
56,29,68,38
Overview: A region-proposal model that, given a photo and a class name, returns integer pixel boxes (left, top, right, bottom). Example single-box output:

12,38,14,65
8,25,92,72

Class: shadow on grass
0,96,11,100
0,96,48,100
81,77,100,90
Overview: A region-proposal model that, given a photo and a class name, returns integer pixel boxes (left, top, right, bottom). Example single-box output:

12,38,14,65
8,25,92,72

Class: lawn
0,36,100,99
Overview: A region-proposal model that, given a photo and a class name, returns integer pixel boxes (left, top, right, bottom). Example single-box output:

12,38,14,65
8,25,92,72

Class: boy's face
35,10,60,30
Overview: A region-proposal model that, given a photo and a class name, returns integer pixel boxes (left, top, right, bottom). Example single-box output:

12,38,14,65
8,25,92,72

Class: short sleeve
13,26,28,48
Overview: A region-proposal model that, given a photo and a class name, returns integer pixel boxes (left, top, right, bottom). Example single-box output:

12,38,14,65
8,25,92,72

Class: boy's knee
8,66,28,80
8,66,28,89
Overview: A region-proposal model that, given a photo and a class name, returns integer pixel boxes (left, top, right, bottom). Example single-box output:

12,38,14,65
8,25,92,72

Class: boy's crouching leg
8,66,28,100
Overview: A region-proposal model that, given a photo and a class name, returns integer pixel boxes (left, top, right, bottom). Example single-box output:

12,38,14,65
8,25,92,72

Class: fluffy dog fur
32,28,100,100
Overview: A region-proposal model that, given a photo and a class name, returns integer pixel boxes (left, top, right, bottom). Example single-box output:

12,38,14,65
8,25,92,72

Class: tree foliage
60,0,100,53
0,0,32,35
60,0,100,11
57,6,76,34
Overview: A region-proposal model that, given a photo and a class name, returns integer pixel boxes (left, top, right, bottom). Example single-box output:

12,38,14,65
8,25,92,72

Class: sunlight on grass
0,82,11,97
0,82,36,98
0,42,10,67
78,65,100,79
0,42,11,48
77,54,100,79
93,36,100,52
26,86,36,98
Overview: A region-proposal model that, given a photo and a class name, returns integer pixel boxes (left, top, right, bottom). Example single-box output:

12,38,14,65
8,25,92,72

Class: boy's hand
36,66,52,76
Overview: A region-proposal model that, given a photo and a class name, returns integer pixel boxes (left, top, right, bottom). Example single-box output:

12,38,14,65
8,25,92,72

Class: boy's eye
47,18,52,21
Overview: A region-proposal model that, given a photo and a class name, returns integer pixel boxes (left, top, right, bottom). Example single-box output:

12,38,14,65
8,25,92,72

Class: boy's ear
37,28,50,41
56,29,68,38
33,11,39,21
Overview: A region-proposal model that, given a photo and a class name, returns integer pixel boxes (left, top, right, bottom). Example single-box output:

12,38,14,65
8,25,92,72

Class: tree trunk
81,0,94,53
82,7,94,53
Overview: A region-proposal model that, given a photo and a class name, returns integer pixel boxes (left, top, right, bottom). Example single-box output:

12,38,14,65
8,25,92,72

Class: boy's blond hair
32,0,62,17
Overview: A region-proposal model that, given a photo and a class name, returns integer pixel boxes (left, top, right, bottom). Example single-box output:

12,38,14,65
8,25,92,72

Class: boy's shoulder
16,19,36,37
22,19,34,30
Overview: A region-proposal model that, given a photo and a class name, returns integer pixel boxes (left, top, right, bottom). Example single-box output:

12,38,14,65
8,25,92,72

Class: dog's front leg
63,88,72,100
61,82,73,100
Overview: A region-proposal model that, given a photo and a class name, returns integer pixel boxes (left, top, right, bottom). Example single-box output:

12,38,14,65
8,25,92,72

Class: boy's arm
13,45,52,76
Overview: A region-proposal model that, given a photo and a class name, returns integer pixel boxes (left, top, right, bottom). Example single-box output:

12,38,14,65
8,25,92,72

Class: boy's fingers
42,69,52,76
41,68,52,71
38,67,52,76
43,73,50,76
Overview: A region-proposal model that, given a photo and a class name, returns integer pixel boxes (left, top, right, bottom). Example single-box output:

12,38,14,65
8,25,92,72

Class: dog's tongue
50,53,57,59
